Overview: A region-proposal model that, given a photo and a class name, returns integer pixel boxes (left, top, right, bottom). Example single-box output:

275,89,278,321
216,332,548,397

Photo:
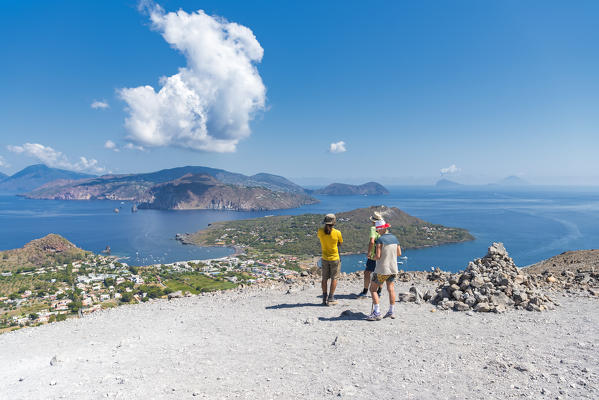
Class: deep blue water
1,186,598,272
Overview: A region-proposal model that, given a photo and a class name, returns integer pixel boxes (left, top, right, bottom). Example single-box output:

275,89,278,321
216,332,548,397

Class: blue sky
0,1,598,185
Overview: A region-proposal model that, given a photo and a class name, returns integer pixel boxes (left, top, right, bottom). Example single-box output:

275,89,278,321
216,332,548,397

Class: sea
1,186,599,273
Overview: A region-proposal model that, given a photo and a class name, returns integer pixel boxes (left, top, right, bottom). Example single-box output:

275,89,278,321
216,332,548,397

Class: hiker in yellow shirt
317,213,343,306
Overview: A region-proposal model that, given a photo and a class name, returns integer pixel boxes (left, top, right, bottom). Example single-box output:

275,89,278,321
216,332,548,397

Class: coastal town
0,252,306,333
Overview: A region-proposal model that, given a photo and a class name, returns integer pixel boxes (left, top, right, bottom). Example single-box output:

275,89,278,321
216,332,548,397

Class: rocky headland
138,174,317,211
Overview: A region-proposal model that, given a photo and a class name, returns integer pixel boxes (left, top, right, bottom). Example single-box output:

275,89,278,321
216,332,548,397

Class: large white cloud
119,2,266,152
7,143,105,174
329,141,347,154
440,164,460,175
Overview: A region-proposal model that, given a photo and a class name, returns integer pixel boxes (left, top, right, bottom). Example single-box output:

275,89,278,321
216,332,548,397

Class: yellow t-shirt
317,227,343,261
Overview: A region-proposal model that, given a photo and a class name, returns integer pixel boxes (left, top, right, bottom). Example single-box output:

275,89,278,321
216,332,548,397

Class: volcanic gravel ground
1,280,598,399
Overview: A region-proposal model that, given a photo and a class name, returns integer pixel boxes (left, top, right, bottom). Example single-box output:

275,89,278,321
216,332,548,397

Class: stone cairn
426,243,555,312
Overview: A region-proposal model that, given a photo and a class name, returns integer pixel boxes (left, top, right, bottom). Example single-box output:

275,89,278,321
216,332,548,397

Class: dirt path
1,280,598,399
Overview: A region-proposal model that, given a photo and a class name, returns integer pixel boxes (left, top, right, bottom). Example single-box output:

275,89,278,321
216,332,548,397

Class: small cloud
440,164,460,175
124,143,145,151
7,142,105,174
91,100,110,109
104,140,119,152
0,155,8,168
329,141,347,154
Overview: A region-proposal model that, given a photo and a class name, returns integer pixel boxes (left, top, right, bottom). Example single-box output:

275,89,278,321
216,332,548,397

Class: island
179,205,474,256
435,178,463,188
21,165,318,211
313,182,389,196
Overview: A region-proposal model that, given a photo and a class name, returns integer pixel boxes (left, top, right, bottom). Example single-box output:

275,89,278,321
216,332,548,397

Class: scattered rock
168,291,183,300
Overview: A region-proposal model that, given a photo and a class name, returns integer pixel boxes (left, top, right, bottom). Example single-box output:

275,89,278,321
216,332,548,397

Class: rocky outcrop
425,243,556,312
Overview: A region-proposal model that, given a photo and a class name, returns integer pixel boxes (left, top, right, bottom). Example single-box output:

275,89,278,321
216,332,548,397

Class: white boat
400,256,408,260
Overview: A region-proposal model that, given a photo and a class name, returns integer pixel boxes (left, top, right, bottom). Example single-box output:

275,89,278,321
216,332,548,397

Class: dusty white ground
1,280,598,400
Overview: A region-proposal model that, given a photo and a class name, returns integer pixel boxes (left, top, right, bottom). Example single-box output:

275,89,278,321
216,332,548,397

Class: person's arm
367,237,375,257
375,243,382,260
397,244,402,257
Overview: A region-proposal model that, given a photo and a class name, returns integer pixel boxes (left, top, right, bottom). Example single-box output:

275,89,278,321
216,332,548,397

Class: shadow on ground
265,303,324,309
318,309,368,321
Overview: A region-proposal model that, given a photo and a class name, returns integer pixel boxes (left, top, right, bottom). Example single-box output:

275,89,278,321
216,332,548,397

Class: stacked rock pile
427,243,555,312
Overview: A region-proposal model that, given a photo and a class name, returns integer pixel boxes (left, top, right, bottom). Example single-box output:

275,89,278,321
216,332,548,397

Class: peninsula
179,205,474,256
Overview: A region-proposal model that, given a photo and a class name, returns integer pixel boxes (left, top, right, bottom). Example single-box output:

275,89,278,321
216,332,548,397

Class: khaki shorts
321,259,341,280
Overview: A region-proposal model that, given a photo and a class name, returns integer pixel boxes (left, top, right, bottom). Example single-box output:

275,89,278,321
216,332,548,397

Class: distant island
180,205,474,256
11,165,317,211
313,182,389,196
493,175,529,186
436,176,531,187
435,178,462,188
0,164,95,194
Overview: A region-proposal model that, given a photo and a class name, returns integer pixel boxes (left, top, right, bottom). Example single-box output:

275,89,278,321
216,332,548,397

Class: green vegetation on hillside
183,205,474,256
0,234,89,272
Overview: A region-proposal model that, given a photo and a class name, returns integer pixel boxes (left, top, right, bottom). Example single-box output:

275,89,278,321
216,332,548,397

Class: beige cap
369,211,383,222
323,213,336,224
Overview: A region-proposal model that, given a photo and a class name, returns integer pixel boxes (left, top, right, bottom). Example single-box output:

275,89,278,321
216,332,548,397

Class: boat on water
400,256,408,260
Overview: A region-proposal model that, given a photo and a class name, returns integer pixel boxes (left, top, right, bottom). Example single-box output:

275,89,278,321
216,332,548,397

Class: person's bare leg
329,279,338,296
387,281,396,306
321,279,328,295
370,282,380,305
363,270,371,291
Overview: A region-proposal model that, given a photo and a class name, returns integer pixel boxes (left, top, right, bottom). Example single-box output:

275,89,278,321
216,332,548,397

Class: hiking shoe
377,288,382,297
384,311,395,319
366,311,382,321
327,295,338,305
357,289,368,297
322,296,328,306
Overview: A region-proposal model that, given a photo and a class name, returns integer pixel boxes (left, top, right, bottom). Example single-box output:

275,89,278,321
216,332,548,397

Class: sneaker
384,310,395,319
327,295,338,305
366,310,382,321
357,289,368,297
322,294,328,306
